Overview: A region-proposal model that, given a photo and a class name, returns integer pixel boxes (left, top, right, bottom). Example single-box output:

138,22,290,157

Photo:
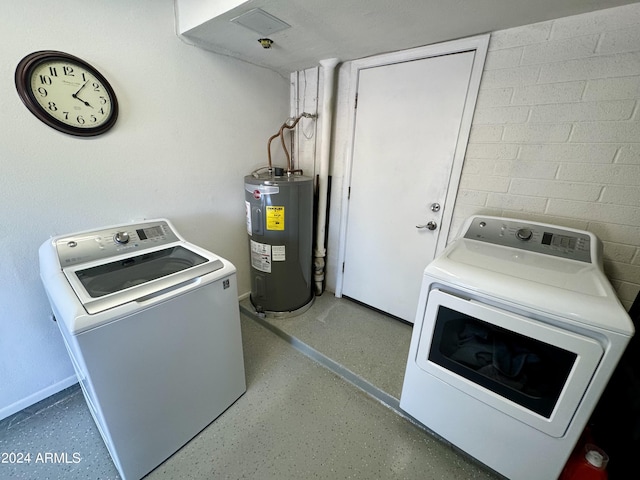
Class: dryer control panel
463,216,593,263
55,220,180,267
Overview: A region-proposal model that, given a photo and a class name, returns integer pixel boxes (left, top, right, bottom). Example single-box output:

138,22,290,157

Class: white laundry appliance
400,215,634,480
39,219,246,480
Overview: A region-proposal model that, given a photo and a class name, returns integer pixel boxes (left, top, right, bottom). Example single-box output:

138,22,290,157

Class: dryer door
414,289,603,437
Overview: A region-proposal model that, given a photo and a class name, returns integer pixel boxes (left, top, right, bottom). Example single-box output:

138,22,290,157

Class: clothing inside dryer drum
75,246,207,298
429,306,577,418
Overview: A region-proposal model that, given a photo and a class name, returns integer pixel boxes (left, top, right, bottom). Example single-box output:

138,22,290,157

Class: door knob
416,221,438,230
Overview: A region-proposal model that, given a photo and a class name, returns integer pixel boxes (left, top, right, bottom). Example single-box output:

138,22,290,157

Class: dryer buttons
516,228,533,241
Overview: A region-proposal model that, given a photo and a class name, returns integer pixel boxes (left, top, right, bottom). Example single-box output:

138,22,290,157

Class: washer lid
64,243,224,314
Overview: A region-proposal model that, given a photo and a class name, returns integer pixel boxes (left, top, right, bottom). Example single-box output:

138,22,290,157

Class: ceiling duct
230,8,291,36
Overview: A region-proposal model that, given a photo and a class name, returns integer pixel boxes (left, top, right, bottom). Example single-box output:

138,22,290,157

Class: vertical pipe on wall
314,58,340,295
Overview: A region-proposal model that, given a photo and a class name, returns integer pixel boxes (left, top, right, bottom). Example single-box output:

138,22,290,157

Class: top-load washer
400,215,634,480
39,218,246,480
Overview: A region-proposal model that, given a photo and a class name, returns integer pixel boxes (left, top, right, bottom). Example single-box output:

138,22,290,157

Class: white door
340,47,482,322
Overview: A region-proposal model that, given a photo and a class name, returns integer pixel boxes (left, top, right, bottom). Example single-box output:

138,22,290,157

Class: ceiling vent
230,8,291,36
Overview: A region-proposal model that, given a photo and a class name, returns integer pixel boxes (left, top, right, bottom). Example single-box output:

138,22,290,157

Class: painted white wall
455,3,640,310
0,0,288,420
321,3,640,310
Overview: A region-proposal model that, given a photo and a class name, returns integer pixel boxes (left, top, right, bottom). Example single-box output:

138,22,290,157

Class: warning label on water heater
250,241,286,273
266,206,285,231
250,240,271,273
272,245,286,261
245,201,252,236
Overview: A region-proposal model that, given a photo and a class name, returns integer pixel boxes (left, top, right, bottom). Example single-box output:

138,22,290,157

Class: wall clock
15,51,118,137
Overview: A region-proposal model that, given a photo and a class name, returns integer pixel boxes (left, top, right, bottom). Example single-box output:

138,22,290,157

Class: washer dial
114,231,130,244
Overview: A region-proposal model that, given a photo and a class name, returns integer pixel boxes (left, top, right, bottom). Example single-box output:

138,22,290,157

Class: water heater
244,172,314,315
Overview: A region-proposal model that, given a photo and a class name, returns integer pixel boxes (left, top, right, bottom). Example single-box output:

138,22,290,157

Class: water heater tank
244,172,314,315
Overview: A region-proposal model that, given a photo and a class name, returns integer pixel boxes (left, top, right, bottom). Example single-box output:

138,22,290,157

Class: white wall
0,0,288,419
323,3,640,310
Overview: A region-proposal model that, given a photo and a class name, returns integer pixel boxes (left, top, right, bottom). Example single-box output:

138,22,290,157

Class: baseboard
0,375,78,422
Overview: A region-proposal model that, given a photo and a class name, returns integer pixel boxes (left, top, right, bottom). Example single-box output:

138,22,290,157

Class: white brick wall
455,3,640,309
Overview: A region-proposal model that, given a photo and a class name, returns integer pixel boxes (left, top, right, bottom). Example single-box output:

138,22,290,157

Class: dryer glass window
429,306,577,418
75,246,207,298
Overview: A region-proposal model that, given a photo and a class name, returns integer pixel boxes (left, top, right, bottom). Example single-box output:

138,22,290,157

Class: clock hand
71,93,93,108
72,80,88,97
71,80,94,107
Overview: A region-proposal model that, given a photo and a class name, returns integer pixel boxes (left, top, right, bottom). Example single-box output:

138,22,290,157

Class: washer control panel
55,220,180,267
463,216,592,263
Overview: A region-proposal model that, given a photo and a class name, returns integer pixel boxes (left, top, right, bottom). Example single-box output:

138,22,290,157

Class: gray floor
0,295,499,480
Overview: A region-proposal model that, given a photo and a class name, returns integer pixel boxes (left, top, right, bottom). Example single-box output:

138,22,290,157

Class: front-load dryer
400,215,634,480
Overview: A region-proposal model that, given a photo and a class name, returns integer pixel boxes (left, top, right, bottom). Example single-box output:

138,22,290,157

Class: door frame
335,34,489,297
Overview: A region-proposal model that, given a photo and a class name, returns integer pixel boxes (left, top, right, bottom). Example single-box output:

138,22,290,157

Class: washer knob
114,231,130,244
516,228,533,241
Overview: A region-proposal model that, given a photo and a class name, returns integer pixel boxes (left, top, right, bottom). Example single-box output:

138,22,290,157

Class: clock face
15,51,118,136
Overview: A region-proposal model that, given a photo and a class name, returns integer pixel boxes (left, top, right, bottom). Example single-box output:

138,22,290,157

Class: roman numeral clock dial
15,51,118,137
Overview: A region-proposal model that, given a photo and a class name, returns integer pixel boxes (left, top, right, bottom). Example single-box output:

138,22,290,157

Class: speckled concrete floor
0,297,500,480
241,294,412,400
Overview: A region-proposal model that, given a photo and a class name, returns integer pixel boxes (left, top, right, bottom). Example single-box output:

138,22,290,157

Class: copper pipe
266,132,281,170
266,113,316,173
280,115,305,172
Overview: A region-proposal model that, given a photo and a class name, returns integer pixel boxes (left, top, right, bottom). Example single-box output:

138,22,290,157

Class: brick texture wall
453,3,640,310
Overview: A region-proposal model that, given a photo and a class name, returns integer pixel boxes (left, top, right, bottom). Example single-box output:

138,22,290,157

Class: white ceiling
178,0,640,76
